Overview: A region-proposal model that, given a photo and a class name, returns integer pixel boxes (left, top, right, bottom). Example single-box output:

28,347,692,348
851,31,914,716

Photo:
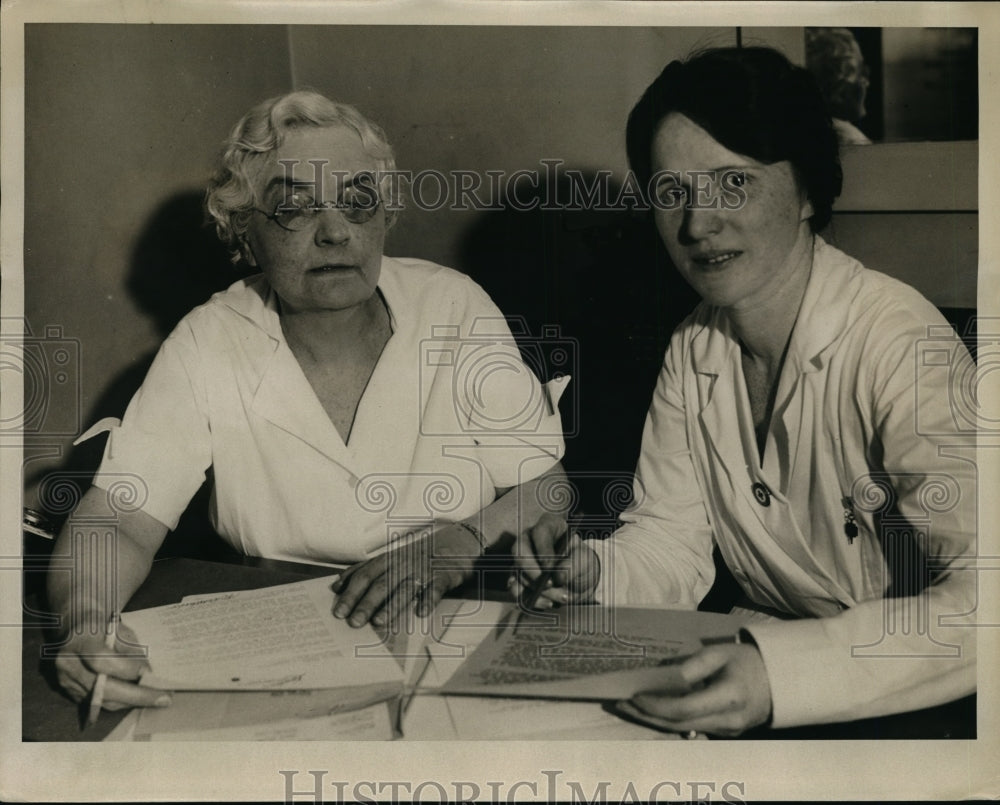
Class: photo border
2,1,997,801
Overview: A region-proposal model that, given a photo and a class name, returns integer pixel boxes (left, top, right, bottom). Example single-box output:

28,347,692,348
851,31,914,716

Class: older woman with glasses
49,91,567,712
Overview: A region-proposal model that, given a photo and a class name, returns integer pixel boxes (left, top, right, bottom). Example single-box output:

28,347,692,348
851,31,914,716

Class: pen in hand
519,532,568,611
85,614,118,730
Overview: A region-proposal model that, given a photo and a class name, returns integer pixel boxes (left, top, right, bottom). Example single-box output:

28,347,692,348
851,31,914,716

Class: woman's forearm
457,461,570,550
46,486,168,634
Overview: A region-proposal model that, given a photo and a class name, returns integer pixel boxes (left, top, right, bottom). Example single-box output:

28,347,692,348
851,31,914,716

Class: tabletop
22,556,976,741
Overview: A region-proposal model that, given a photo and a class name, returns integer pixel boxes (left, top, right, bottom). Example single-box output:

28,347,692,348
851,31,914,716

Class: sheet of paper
177,568,344,604
438,603,745,700
402,693,680,740
113,599,718,741
143,702,394,741
131,684,402,738
120,575,403,690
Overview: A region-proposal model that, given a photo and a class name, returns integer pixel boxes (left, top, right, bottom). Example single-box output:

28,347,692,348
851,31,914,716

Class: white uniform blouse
591,238,977,728
89,257,566,564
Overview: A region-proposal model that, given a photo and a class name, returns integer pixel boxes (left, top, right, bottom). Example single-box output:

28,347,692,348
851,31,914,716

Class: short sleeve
91,321,212,529
452,277,567,489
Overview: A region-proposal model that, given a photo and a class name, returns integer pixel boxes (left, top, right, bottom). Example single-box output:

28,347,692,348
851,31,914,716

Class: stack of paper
398,599,743,740
115,575,405,741
132,691,397,741
109,578,745,741
434,601,744,699
121,575,403,691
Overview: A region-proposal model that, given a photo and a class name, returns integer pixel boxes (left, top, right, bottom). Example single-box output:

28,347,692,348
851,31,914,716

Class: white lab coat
592,237,977,727
91,257,566,564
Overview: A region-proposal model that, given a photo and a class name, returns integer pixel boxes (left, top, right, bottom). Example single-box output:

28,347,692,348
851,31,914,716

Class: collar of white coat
212,255,402,340
690,236,865,378
207,256,407,473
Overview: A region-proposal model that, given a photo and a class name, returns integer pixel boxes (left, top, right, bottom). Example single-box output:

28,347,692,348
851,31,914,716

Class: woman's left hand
616,643,773,737
330,524,480,628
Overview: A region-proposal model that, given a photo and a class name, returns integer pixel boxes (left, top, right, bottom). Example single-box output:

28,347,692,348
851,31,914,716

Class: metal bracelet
454,520,488,553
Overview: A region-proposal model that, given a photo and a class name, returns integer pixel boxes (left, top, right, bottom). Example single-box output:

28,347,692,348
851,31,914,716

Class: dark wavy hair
626,46,842,231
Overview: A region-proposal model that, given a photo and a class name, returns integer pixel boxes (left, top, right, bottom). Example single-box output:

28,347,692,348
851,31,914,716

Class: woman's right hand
511,513,601,607
53,621,172,711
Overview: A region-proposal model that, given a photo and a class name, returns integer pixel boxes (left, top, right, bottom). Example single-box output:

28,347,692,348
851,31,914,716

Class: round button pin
751,482,771,507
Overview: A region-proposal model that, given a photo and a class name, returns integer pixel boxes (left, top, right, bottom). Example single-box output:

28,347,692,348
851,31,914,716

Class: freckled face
650,113,815,311
244,125,386,315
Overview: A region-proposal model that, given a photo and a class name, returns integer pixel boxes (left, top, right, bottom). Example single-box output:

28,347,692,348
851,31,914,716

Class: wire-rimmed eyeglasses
253,184,381,231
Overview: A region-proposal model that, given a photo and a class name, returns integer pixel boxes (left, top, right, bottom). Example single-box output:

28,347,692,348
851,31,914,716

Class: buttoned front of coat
592,238,976,727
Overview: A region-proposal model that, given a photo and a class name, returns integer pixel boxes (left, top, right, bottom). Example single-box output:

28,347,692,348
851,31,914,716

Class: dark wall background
23,25,292,543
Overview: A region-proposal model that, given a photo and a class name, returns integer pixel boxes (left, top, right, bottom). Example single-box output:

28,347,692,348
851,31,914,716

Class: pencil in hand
84,614,118,730
519,533,569,611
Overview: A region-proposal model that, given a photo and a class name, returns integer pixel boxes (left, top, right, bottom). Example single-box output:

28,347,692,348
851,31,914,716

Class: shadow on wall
29,190,245,559
127,191,249,339
456,171,701,521
457,172,754,613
